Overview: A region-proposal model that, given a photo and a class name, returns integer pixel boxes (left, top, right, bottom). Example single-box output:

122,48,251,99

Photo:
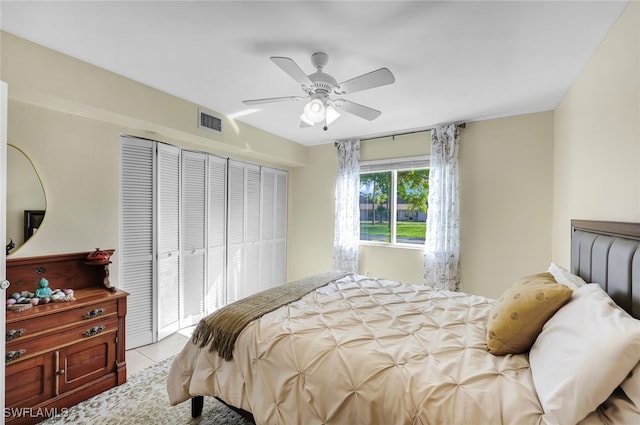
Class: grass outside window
360,221,426,244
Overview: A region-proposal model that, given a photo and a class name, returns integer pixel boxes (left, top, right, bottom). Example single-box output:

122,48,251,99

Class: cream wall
288,143,337,278
552,1,640,267
7,100,123,259
1,32,306,286
289,113,554,298
460,113,554,298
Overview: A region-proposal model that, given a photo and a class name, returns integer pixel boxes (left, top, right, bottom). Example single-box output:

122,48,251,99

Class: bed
167,220,640,424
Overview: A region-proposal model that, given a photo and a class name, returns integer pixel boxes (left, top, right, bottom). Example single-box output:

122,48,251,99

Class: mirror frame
6,143,47,256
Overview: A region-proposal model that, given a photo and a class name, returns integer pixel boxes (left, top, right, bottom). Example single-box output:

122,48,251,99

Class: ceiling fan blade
335,68,395,95
242,96,307,106
270,56,314,87
334,99,382,121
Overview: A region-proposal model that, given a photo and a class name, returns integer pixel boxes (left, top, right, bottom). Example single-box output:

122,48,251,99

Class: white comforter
167,274,546,425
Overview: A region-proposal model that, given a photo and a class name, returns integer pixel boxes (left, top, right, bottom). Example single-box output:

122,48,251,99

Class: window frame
359,156,429,248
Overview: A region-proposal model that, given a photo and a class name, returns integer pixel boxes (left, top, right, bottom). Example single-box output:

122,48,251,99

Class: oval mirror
6,144,46,256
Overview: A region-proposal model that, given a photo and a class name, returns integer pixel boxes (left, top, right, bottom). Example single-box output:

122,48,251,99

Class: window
359,157,429,246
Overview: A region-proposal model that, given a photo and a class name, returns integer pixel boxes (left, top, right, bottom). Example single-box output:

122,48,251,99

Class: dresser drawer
6,300,118,343
6,316,118,364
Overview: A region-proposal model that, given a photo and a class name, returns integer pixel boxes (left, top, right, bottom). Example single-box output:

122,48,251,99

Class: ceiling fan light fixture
299,113,314,126
325,105,341,125
303,98,326,123
244,52,394,128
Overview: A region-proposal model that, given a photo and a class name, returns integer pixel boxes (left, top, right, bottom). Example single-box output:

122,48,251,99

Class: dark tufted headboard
571,219,640,319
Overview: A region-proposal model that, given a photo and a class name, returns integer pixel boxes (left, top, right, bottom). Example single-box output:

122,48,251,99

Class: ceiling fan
242,52,395,130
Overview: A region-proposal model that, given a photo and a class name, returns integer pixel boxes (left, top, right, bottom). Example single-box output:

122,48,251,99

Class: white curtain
333,139,360,273
424,124,461,291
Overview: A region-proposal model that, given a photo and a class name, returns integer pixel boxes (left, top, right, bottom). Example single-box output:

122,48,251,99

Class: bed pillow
621,362,640,408
529,284,640,425
486,272,572,355
593,387,640,424
596,362,640,424
548,262,587,291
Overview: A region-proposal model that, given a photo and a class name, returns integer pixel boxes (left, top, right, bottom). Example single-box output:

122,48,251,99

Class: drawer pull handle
6,349,26,363
57,369,65,376
83,308,105,319
6,328,26,341
83,325,106,337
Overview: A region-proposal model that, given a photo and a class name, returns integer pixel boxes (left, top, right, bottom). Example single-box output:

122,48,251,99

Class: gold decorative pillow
487,272,572,355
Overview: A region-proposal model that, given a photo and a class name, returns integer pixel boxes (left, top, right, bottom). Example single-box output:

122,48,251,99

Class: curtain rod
335,122,466,146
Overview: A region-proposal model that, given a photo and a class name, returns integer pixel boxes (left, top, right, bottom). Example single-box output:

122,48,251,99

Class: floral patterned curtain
333,139,360,273
424,124,461,291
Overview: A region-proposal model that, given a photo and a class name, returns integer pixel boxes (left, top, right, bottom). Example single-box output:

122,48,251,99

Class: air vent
198,108,222,133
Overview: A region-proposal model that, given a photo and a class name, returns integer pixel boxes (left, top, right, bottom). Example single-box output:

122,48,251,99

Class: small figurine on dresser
35,277,52,298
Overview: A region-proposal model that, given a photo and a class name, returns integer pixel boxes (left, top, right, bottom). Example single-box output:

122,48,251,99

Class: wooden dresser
5,251,128,424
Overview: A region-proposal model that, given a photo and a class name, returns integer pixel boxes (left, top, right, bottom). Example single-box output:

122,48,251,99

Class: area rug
39,355,254,425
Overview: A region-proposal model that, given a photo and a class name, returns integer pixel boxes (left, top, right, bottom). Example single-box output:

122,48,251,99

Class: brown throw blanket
191,271,350,360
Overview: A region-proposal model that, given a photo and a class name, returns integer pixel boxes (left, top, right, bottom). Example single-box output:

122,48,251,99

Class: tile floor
125,326,194,378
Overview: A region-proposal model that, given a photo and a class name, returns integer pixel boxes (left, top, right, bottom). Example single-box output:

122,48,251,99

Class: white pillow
548,262,587,291
596,387,640,424
597,362,640,423
622,362,640,405
529,284,640,425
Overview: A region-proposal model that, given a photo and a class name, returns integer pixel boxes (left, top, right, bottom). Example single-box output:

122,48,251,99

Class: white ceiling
0,0,629,146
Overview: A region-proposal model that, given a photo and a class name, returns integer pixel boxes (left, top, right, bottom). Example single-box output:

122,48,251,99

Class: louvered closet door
227,160,261,301
181,151,207,327
274,170,288,285
260,169,275,290
120,136,155,348
227,160,245,303
206,155,226,313
245,164,261,296
157,143,181,340
260,167,288,290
